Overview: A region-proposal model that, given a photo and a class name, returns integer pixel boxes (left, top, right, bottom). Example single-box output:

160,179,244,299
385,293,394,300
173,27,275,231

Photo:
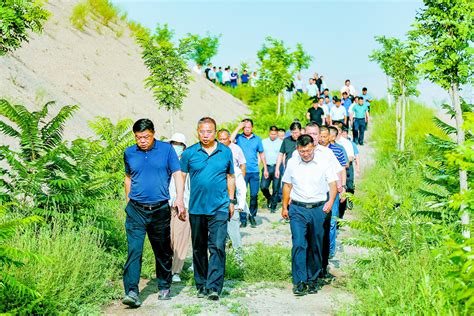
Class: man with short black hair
306,98,325,126
281,134,338,296
329,97,347,126
231,119,269,228
360,87,373,112
260,126,283,212
181,117,235,301
122,119,185,307
278,128,286,141
352,97,370,145
275,121,302,179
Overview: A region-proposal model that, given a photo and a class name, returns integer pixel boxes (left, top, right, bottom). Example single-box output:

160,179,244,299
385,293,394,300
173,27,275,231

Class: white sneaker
172,274,181,283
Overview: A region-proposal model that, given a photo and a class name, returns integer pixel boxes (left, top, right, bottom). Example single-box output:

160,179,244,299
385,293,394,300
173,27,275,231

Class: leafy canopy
0,0,49,55
408,0,474,89
184,32,220,66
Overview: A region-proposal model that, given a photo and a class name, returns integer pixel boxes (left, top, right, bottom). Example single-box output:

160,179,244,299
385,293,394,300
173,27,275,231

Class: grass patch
342,99,468,314
1,220,121,314
226,243,291,282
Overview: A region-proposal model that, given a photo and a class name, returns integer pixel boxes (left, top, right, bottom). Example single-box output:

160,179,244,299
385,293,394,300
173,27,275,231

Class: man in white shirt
306,78,318,98
340,79,356,96
281,134,338,296
218,129,247,249
329,97,347,125
294,75,304,94
222,67,231,86
261,126,283,212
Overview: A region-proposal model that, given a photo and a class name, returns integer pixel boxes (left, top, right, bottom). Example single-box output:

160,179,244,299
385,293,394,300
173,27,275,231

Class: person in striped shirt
320,126,348,259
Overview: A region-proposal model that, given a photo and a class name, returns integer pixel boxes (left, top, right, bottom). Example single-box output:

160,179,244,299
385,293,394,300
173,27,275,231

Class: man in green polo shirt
180,117,236,301
352,97,370,145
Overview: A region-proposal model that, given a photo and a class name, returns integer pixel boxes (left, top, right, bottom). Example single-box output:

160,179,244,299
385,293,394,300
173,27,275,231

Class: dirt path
105,133,373,316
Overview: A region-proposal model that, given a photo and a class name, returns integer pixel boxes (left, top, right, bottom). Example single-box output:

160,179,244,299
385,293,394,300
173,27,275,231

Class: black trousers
260,164,281,210
340,162,354,220
123,201,172,294
321,209,331,272
189,212,228,294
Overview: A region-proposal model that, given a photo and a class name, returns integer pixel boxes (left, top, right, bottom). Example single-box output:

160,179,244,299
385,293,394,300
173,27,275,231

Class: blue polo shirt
342,98,351,112
235,133,264,173
124,140,180,204
180,142,234,215
360,93,372,107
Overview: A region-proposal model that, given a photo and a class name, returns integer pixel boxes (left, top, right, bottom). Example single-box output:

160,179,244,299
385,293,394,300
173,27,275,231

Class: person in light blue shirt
260,126,283,212
360,87,373,112
352,98,370,145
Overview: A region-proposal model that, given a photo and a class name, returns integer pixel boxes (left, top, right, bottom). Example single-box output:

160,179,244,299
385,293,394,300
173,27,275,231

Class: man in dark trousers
180,117,236,301
122,119,185,307
281,135,338,296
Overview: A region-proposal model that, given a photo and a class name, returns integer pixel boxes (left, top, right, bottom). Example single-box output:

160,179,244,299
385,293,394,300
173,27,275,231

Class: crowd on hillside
121,72,372,307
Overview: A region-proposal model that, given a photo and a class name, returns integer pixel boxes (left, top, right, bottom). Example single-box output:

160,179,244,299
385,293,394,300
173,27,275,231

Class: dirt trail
105,132,374,316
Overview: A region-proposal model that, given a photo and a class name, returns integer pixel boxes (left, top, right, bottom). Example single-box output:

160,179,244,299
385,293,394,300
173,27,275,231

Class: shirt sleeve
325,164,339,184
279,139,287,154
124,151,130,175
180,149,190,173
168,145,181,173
340,147,348,166
329,151,343,174
281,159,294,184
237,146,247,165
257,138,264,153
227,150,235,175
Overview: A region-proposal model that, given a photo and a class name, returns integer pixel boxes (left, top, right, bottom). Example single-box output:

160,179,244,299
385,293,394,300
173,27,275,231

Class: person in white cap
168,132,191,283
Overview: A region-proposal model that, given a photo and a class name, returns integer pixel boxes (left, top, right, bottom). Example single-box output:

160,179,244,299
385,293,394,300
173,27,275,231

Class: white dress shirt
282,149,338,203
337,137,355,160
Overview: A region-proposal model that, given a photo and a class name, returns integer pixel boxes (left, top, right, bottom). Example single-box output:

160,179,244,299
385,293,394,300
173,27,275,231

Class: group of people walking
121,77,369,307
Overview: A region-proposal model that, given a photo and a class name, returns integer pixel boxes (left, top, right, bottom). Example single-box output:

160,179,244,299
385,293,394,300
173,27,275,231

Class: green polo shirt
353,104,369,119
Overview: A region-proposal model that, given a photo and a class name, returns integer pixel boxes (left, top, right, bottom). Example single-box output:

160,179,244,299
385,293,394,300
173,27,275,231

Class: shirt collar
241,133,255,139
198,141,222,155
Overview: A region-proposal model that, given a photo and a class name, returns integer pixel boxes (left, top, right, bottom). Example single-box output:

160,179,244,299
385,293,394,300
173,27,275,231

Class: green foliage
140,29,191,113
70,0,121,32
225,243,291,282
408,0,474,89
152,23,174,43
256,36,295,97
292,43,313,73
184,32,220,65
0,0,49,56
0,204,43,308
1,220,120,314
370,36,418,99
344,99,473,314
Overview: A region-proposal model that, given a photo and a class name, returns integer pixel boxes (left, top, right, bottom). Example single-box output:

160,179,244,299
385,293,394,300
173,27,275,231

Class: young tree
139,26,191,133
292,43,313,73
0,0,49,56
184,32,220,66
256,36,295,115
370,36,418,151
409,0,473,238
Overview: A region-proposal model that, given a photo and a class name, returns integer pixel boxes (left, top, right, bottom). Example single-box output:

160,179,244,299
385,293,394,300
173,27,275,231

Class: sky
112,0,457,106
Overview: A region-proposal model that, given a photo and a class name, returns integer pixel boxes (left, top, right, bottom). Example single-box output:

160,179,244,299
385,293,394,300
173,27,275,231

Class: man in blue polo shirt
231,118,269,228
122,119,184,307
180,117,235,301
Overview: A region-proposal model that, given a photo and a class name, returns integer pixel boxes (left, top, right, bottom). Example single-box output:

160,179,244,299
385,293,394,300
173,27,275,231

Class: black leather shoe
158,289,171,300
249,216,257,228
292,282,307,296
208,290,219,301
240,221,247,228
307,281,319,294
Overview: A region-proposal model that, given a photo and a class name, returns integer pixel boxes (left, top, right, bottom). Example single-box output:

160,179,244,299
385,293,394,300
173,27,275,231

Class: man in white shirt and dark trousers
261,126,283,212
281,135,338,296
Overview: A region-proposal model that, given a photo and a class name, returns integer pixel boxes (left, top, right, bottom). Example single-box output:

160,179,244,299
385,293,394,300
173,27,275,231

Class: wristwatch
230,198,237,205
342,185,347,189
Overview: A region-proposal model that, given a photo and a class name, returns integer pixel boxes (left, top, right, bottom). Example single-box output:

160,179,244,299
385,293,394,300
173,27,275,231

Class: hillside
0,1,248,145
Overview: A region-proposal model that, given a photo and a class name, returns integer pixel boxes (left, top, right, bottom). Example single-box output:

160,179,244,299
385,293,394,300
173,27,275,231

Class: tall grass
342,100,468,314
70,0,121,31
1,220,121,314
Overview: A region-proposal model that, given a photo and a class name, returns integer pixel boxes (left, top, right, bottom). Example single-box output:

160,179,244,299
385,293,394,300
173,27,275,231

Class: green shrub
70,2,88,30
1,220,121,314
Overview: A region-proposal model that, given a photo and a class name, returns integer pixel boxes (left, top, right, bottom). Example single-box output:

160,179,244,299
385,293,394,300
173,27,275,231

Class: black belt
291,200,325,209
130,199,167,211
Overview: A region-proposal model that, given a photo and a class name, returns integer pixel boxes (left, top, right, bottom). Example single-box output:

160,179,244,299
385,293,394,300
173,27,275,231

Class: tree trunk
449,83,469,239
395,98,401,150
400,88,406,151
386,75,392,108
277,92,281,115
169,109,175,135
